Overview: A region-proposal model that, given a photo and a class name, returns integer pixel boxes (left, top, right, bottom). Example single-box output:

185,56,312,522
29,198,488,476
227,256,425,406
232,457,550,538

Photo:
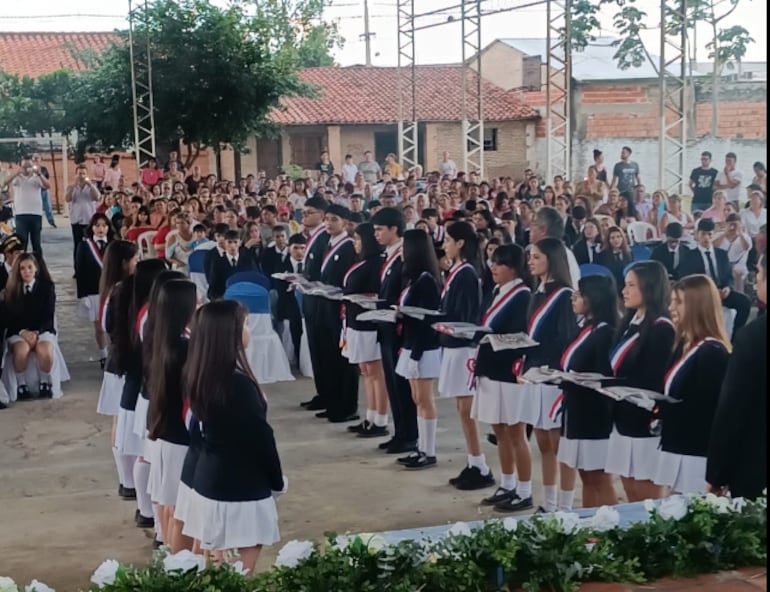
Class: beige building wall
470,41,525,91
340,126,381,161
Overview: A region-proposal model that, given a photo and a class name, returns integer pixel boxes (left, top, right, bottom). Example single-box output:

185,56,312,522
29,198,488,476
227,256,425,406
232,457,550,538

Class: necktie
97,240,106,253
297,261,303,274
25,285,31,295
492,286,500,299
705,250,718,281
231,257,237,268
672,248,679,270
588,244,594,263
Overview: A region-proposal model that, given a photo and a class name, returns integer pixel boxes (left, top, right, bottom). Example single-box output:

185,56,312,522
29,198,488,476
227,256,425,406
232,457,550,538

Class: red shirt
141,168,164,187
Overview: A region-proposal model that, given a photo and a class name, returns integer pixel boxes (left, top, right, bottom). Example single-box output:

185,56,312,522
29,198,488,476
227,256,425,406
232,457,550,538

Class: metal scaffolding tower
658,0,688,194
128,0,157,168
461,0,485,178
396,0,418,172
545,0,572,183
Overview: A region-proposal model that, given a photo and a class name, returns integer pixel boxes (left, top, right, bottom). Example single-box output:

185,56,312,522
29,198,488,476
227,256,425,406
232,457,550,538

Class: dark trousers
303,296,326,404
278,300,303,365
71,223,88,266
317,321,359,419
15,214,43,261
380,328,418,444
723,290,751,340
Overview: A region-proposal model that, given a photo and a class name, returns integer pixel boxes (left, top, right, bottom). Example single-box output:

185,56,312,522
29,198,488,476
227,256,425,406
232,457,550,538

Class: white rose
730,497,747,513
362,534,387,553
162,549,205,574
643,499,656,513
26,580,55,592
658,495,688,521
590,506,620,532
553,511,581,534
0,576,17,592
231,561,249,575
90,559,120,588
275,540,315,568
502,517,518,532
447,522,472,537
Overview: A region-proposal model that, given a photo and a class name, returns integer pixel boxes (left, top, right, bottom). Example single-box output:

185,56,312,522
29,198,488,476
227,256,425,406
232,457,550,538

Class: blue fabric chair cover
188,249,207,274
226,271,271,290
225,282,270,314
579,263,614,279
631,244,652,262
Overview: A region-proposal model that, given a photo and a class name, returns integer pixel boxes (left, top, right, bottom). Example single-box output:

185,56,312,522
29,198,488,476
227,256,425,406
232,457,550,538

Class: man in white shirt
714,152,744,202
341,154,358,184
65,163,100,266
6,157,50,261
529,206,580,290
714,213,753,292
438,151,457,178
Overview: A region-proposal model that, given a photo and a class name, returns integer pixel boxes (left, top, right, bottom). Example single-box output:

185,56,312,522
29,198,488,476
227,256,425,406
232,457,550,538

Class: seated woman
125,206,154,243
598,226,633,294
166,212,195,272
4,254,58,400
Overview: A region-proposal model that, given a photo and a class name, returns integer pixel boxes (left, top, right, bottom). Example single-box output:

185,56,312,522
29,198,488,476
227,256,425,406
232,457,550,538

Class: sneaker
454,466,496,491
448,466,473,487
17,385,32,401
39,382,53,399
493,495,534,513
396,451,421,465
403,452,437,470
357,424,389,439
481,487,516,506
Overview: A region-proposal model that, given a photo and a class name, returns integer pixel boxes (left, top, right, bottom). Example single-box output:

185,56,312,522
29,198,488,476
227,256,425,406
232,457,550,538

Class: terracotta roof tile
272,65,539,125
0,32,118,78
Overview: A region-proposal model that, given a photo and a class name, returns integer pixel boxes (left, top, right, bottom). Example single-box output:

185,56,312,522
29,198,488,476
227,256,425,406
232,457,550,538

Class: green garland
2,494,765,592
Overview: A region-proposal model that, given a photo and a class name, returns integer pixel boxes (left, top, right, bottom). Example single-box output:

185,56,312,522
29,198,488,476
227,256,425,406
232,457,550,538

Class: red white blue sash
398,285,410,307
548,392,565,422
86,239,105,268
343,260,366,288
182,327,191,339
302,225,326,264
433,225,445,243
380,246,402,283
482,283,529,328
527,287,571,340
321,236,353,274
561,322,607,371
135,304,149,343
610,330,640,375
663,337,720,396
441,262,471,299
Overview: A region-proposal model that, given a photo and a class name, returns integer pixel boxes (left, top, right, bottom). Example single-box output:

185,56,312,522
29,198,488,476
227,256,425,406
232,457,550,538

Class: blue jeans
41,189,56,226
15,214,43,261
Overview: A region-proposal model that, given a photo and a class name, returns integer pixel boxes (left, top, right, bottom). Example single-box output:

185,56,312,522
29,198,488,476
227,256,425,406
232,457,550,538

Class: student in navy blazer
207,230,259,300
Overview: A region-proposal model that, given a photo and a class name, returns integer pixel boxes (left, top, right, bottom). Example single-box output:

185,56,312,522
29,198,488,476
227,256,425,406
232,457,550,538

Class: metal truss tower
658,0,688,194
461,0,484,178
396,0,418,172
545,0,572,183
128,0,157,168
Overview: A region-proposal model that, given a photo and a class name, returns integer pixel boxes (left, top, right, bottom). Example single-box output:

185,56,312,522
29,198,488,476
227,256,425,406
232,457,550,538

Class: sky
0,0,766,67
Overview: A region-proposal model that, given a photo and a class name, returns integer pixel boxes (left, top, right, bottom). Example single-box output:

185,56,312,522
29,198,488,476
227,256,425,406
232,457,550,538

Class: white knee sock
366,409,375,424
112,447,126,486
417,417,425,453
558,488,575,511
374,413,388,428
543,484,558,511
133,460,153,518
423,418,437,457
119,454,136,489
517,480,532,499
153,504,164,542
39,371,51,383
468,454,490,475
99,347,108,359
15,372,26,386
501,473,517,491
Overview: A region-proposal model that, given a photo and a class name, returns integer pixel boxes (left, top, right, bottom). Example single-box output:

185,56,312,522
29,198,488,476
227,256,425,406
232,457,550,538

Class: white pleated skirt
181,490,280,551
471,377,538,425
344,328,381,364
96,371,124,416
523,383,562,430
76,294,101,322
557,436,610,471
174,482,194,524
604,428,661,480
133,396,149,438
396,348,442,380
148,440,188,506
437,347,476,398
115,408,144,457
653,451,707,494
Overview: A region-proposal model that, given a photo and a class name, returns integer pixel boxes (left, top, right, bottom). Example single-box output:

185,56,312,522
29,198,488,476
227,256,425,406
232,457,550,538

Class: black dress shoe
315,411,329,419
386,440,418,454
347,421,368,434
358,424,389,439
396,451,421,465
454,466,496,491
136,513,155,528
481,487,516,506
120,487,137,500
378,438,397,450
327,413,360,424
300,396,322,408
0,400,7,410
449,466,473,487
486,433,498,446
99,358,107,370
493,495,534,513
305,401,326,411
403,452,437,470
534,505,549,514
39,382,53,399
17,385,32,401
152,537,163,550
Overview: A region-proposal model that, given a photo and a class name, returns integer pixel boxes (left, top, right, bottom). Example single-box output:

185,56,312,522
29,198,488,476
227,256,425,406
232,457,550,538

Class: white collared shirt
492,278,523,303
384,240,402,258
327,231,348,249
23,279,36,293
697,245,719,279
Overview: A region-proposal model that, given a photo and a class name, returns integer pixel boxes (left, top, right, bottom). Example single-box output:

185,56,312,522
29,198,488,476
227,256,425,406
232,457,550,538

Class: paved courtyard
1,222,580,590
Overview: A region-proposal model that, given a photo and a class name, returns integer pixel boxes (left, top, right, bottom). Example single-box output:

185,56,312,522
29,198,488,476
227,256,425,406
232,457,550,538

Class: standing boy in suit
276,234,306,366
207,230,258,300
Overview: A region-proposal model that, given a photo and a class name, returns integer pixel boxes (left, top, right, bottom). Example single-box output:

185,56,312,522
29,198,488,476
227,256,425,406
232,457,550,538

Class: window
484,128,498,151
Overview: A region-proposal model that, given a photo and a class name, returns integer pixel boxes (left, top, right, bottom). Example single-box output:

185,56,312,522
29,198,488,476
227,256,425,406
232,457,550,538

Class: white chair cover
280,320,295,365
722,306,737,339
245,314,294,384
299,318,313,378
190,272,209,304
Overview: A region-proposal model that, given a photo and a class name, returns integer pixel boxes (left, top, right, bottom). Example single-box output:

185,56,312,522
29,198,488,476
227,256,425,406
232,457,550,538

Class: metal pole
545,0,571,182
461,0,484,177
363,0,372,66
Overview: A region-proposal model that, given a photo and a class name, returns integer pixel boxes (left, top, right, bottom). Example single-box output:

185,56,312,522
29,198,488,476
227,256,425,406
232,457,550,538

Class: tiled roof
0,32,119,78
271,65,539,125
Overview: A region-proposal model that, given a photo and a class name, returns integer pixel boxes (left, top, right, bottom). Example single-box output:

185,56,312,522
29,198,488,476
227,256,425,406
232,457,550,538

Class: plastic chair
226,271,271,290
188,249,209,304
224,282,293,384
137,231,157,259
579,263,614,279
631,244,652,262
627,221,658,245
593,214,615,227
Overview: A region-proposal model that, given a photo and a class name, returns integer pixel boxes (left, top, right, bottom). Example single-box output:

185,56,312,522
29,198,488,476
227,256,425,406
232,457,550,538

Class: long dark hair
147,280,197,440
578,275,619,328
617,260,670,341
184,300,259,422
354,222,383,260
142,270,186,383
532,237,571,289
99,240,138,303
402,228,440,283
5,253,52,312
445,220,481,271
491,243,529,285
86,212,116,240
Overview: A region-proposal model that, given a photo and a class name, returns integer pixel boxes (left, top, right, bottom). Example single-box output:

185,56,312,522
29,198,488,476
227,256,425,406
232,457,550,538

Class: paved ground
0,221,590,590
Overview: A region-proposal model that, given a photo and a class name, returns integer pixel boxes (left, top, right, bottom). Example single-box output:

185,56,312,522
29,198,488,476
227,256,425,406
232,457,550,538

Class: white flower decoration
162,549,205,574
643,498,656,513
590,506,620,532
26,580,55,592
0,577,17,592
90,559,120,588
731,497,747,513
362,534,387,553
553,511,581,534
502,517,518,532
231,561,249,575
658,495,688,521
275,540,315,568
447,522,472,537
